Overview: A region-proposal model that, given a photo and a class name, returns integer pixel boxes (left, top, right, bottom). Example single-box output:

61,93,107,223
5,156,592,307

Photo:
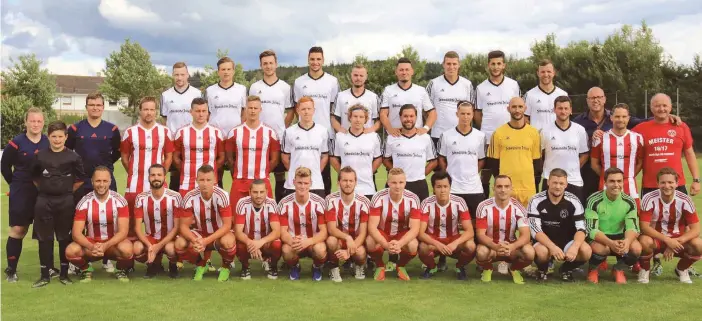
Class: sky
1,0,701,76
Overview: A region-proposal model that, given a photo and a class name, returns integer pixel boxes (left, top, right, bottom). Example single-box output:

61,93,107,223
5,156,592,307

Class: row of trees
2,23,701,147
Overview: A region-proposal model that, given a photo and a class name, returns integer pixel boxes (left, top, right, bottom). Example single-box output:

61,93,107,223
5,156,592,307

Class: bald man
487,97,542,205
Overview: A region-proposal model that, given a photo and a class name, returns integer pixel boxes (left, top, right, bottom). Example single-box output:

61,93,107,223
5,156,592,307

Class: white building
52,75,125,113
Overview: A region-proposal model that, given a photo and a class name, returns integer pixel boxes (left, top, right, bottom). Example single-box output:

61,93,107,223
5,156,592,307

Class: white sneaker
638,270,650,284
262,260,270,272
676,268,693,284
103,260,115,273
68,263,80,275
329,267,343,283
354,264,366,280
497,262,509,275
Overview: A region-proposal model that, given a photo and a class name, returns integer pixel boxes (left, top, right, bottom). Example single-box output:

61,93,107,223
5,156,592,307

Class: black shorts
587,233,624,244
283,189,326,199
454,193,486,220
431,137,440,150
642,185,687,198
405,180,429,202
169,168,181,191
8,182,39,227
33,194,74,241
541,179,585,205
272,162,287,174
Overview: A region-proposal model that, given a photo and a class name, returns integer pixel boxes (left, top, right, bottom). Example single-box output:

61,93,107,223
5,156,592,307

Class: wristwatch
693,178,700,183
423,125,430,131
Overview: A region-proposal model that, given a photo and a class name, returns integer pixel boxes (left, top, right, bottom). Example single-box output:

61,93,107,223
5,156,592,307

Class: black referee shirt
32,147,86,196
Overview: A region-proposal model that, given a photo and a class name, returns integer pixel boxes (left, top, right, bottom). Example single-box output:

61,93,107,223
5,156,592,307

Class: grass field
2,164,702,321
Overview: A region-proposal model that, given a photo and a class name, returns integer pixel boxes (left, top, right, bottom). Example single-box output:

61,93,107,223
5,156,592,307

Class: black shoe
5,267,18,283
59,275,73,285
32,277,51,288
267,267,278,280
240,267,251,280
437,255,448,272
126,266,135,274
561,270,575,282
48,268,60,279
144,264,158,279
168,263,179,279
536,270,548,283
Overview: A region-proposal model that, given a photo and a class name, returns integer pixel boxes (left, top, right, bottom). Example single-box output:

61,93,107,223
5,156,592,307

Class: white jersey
282,123,329,190
333,88,379,129
332,131,382,196
438,127,486,194
292,72,340,138
523,86,568,131
160,86,202,133
540,121,589,186
248,78,292,139
380,83,434,130
475,77,520,142
205,83,247,137
426,75,474,138
384,133,436,182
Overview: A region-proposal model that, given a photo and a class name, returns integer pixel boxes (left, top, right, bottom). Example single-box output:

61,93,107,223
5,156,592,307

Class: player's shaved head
508,97,526,121
650,93,673,121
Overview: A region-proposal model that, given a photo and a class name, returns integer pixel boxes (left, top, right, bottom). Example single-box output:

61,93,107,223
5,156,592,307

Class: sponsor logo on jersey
344,151,371,157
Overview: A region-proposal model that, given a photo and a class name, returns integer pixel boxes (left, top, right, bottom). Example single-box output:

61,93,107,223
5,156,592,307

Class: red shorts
378,230,408,242
428,234,461,245
230,178,273,207
137,236,162,245
338,238,364,250
653,239,685,258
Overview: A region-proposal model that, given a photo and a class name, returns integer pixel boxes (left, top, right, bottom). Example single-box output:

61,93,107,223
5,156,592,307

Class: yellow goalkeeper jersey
488,122,541,193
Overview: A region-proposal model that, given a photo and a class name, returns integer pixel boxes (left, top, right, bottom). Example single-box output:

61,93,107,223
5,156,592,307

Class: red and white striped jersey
120,124,174,194
420,195,471,238
74,191,129,242
591,130,643,198
325,192,370,238
278,193,327,239
174,124,224,191
179,186,231,236
225,123,280,180
133,189,182,240
235,196,279,240
475,197,528,244
640,189,699,238
370,188,422,237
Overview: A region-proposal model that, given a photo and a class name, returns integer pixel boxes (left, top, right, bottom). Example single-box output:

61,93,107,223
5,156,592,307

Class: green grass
2,164,702,321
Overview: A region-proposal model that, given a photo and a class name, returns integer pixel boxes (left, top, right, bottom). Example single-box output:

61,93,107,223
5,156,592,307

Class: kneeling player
585,167,641,284
638,168,701,284
528,169,592,282
65,167,133,283
475,175,534,284
174,165,236,281
279,167,328,281
132,164,181,279
233,180,282,280
367,168,421,281
418,171,476,280
325,167,371,282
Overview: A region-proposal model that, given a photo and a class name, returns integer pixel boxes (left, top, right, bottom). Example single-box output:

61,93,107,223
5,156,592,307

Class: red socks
397,250,416,267
419,251,436,269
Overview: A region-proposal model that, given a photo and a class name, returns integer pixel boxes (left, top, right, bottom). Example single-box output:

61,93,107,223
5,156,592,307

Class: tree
199,49,248,90
0,54,57,142
99,39,171,123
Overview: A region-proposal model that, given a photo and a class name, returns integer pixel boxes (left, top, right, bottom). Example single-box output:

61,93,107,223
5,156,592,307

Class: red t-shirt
632,120,693,188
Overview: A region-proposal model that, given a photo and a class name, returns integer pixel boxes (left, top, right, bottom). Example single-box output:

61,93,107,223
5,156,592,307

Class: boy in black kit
31,121,86,288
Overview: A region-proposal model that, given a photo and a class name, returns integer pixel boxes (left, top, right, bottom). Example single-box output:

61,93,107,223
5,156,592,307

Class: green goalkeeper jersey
584,190,639,240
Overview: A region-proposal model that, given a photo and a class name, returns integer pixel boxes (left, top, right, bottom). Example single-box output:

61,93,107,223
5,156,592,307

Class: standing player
638,168,702,284
278,167,328,281
225,95,280,206
487,97,541,206
633,93,699,197
474,175,534,284
418,171,476,280
131,164,182,279
331,104,383,200
379,58,436,136
474,50,521,198
331,64,381,133
292,47,340,196
161,62,202,192
584,167,641,284
383,104,437,201
367,168,421,281
426,51,473,147
539,96,589,204
591,103,644,202
174,165,236,281
234,180,282,280
30,121,86,287
281,96,329,198
66,92,121,200
528,169,592,282
174,98,225,196
65,167,132,283
438,101,486,220
2,107,49,282
248,50,293,201
325,167,371,282
523,59,568,131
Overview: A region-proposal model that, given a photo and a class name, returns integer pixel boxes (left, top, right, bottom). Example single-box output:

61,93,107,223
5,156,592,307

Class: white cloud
651,13,702,64
97,0,182,34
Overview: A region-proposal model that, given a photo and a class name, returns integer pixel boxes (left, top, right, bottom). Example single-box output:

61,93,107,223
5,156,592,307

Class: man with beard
380,58,436,137
131,164,182,279
331,64,381,133
383,104,437,201
523,59,568,131
487,97,541,206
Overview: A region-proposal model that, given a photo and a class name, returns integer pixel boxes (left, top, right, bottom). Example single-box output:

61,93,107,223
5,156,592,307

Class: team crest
560,209,568,218
667,129,677,138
